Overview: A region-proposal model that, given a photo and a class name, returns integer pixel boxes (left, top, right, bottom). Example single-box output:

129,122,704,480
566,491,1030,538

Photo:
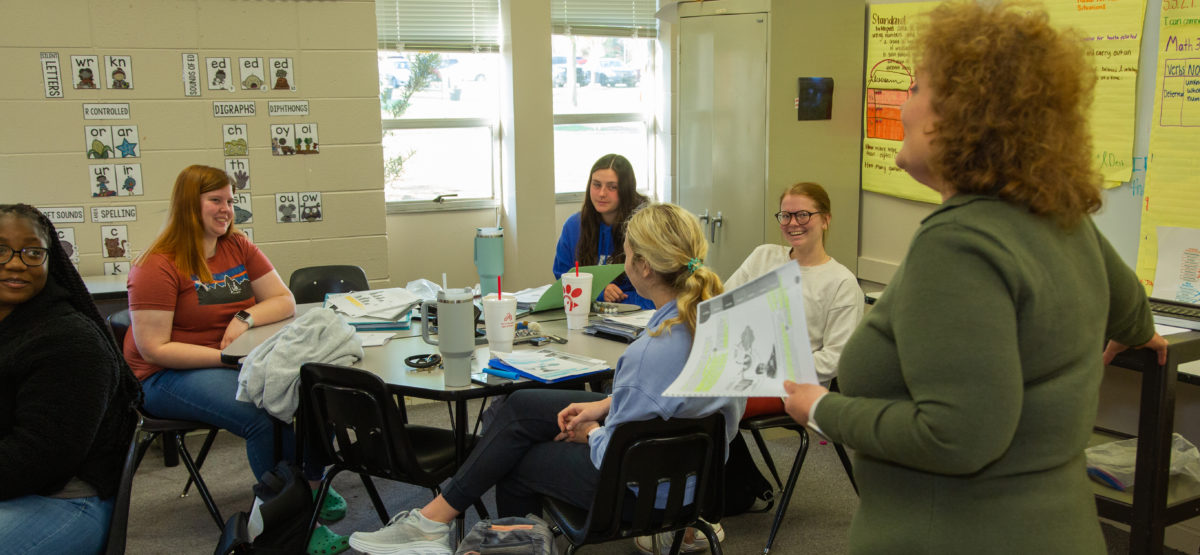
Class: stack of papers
324,288,421,331
584,310,656,343
489,349,611,383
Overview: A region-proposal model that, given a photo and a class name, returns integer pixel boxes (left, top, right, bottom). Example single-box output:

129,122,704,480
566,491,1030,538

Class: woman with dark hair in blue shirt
553,153,653,309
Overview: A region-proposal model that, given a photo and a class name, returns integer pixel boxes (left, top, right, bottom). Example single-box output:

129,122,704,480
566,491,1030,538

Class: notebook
517,264,629,313
1149,297,1200,332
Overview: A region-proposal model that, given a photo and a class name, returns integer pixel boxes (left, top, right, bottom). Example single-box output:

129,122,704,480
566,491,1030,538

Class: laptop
1149,297,1200,331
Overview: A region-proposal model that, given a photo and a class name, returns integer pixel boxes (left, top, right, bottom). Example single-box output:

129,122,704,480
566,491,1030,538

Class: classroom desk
1096,329,1200,555
83,274,129,317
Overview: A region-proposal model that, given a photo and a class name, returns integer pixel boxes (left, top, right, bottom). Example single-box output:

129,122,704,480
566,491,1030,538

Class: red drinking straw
497,276,502,299
575,261,579,277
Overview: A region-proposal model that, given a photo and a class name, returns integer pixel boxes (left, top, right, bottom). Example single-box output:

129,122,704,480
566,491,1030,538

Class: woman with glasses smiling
0,204,140,554
726,182,863,407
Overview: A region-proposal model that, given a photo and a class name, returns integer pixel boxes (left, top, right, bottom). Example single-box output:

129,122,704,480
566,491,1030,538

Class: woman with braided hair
0,204,141,554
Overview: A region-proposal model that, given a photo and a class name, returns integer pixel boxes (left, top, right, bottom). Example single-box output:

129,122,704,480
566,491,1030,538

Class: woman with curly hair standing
783,2,1166,552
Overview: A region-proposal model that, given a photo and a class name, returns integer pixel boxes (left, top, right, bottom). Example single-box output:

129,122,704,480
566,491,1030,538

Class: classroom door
677,11,768,280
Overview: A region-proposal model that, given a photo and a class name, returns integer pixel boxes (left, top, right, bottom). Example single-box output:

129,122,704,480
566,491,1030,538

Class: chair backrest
298,362,436,485
583,413,726,542
104,425,141,555
107,308,131,347
288,265,369,304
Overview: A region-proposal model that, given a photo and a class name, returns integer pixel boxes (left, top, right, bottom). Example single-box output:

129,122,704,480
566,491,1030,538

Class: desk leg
1129,360,1176,555
454,399,468,542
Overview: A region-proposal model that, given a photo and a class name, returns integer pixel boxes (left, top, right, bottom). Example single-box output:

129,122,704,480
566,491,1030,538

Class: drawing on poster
57,228,78,264
294,123,319,154
90,165,116,197
240,57,266,90
101,225,129,258
299,192,322,222
270,124,296,156
117,164,143,196
105,56,132,89
865,59,912,141
72,56,99,89
233,193,253,224
276,193,298,223
206,57,234,91
223,124,249,156
226,158,251,190
269,58,295,91
85,126,115,158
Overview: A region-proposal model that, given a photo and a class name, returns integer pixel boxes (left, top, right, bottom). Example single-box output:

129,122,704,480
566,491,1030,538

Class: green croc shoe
314,487,347,522
307,525,350,555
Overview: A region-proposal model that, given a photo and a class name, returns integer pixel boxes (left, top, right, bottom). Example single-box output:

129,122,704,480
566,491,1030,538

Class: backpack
453,514,558,555
214,461,315,555
723,433,775,516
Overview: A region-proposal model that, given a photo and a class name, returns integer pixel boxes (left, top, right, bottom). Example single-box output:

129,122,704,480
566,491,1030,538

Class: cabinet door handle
711,212,724,244
698,209,710,225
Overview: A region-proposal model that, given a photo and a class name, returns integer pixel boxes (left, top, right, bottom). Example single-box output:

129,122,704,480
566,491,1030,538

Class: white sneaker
694,521,725,543
633,530,708,554
348,509,452,555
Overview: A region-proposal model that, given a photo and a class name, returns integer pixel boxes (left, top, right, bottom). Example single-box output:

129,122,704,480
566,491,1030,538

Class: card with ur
89,165,117,197
72,55,99,89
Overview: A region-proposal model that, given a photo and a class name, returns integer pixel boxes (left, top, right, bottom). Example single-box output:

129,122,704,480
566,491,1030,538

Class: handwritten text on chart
1159,57,1200,126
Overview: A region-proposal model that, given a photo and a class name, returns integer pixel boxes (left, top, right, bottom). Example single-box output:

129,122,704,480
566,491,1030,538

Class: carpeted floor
122,399,1184,554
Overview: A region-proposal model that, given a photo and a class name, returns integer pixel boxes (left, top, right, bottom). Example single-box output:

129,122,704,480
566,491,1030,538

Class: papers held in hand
324,287,421,331
489,349,610,383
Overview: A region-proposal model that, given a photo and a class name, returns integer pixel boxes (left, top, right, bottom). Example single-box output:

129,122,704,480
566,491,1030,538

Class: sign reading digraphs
861,0,1147,204
1136,2,1200,289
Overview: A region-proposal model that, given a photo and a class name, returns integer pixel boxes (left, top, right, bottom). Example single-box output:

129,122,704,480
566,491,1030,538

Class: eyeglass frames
0,246,49,266
774,210,824,225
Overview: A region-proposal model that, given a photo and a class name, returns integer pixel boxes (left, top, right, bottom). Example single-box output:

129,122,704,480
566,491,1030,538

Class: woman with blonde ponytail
348,203,744,555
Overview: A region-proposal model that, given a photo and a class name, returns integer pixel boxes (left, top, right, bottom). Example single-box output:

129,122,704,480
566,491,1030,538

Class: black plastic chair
288,265,369,304
739,378,857,554
541,414,726,555
103,426,140,555
298,362,480,545
106,309,225,531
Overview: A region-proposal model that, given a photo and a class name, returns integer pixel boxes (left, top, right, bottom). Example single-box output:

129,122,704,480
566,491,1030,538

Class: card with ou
275,192,298,223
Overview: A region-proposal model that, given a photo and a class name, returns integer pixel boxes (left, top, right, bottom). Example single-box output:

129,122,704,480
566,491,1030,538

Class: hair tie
686,258,703,274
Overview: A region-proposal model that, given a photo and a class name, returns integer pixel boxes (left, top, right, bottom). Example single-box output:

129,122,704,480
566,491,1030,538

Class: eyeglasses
774,210,824,225
0,246,49,266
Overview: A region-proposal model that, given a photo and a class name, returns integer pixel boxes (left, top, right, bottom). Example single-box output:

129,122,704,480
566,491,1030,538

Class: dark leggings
441,389,606,517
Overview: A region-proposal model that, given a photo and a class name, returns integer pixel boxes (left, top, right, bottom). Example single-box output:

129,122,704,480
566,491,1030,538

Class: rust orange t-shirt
124,234,272,380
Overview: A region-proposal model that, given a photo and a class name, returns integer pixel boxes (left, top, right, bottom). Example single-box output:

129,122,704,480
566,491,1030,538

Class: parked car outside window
592,58,639,88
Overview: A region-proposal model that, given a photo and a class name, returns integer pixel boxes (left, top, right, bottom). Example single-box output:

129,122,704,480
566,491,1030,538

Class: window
550,0,658,197
376,1,502,208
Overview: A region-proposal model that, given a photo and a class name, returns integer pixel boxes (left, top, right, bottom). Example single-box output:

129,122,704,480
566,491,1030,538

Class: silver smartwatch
234,310,254,328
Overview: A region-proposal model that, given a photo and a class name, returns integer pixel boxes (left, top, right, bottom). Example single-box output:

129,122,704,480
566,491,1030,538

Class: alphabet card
104,261,127,276
85,126,115,158
111,125,139,158
72,55,99,89
275,192,298,223
298,192,323,222
223,124,248,156
206,57,234,91
269,58,295,91
104,56,133,89
294,123,320,155
233,192,253,225
89,164,117,197
269,124,297,156
57,228,79,264
226,158,251,190
239,57,266,91
100,225,130,259
241,228,254,243
115,163,143,196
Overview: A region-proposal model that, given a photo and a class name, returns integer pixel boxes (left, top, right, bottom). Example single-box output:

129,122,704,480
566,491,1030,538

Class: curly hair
624,203,723,337
576,154,648,266
136,165,239,283
915,0,1102,228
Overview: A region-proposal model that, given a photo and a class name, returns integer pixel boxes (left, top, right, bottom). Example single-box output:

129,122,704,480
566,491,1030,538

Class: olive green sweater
816,194,1153,554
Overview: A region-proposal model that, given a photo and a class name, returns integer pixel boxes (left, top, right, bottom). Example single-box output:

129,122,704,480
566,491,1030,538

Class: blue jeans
442,389,606,517
0,495,112,555
141,367,319,481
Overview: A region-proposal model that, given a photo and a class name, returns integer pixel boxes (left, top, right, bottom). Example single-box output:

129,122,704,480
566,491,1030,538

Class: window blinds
551,0,659,38
375,0,502,52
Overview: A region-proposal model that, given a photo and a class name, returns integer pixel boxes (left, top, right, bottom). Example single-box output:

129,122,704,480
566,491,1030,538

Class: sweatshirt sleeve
553,215,580,280
1098,224,1154,346
811,277,865,384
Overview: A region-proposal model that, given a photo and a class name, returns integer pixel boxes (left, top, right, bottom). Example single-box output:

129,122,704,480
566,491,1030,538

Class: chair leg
182,428,219,496
694,519,723,555
358,472,390,525
667,529,685,555
833,442,858,495
308,475,337,549
175,433,224,531
763,429,808,554
749,429,784,490
161,434,179,468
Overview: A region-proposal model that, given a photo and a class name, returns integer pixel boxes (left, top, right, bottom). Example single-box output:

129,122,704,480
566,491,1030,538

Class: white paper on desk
326,287,421,320
664,262,818,397
513,284,551,305
1156,323,1192,337
1153,226,1200,303
494,349,610,381
355,332,398,347
604,310,656,328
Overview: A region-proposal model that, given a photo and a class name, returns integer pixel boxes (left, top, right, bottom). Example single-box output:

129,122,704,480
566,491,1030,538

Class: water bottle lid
476,226,503,238
439,287,475,302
